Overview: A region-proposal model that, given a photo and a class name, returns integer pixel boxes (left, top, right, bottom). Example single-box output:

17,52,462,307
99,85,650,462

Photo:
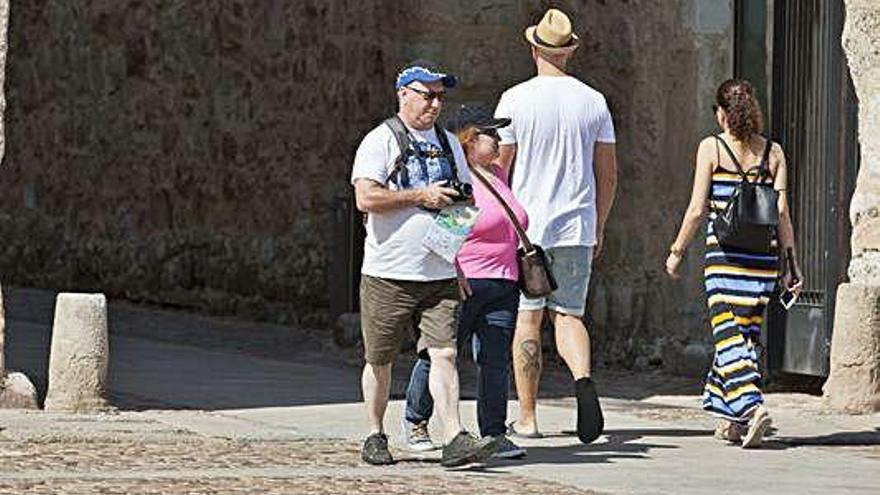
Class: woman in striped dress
665,79,803,448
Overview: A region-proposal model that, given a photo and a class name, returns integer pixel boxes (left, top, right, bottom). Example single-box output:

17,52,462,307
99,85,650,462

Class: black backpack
712,136,780,252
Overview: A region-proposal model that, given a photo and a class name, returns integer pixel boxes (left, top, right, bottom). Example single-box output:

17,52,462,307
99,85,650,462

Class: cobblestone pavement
0,438,599,495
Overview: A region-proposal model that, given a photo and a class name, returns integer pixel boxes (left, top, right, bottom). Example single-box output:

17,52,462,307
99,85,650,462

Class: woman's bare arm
671,138,715,251
772,144,804,286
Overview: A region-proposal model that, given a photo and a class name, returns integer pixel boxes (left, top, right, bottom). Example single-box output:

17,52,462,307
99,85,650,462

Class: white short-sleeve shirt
495,76,616,248
351,121,470,281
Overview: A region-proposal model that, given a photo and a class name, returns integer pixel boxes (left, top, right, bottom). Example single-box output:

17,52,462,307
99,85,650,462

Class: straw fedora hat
524,8,579,53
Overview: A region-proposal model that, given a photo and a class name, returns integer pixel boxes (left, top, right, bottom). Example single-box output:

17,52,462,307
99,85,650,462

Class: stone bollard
44,293,111,412
823,283,880,413
0,372,39,409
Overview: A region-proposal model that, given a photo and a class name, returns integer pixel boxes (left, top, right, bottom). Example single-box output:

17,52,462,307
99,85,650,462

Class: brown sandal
714,420,745,443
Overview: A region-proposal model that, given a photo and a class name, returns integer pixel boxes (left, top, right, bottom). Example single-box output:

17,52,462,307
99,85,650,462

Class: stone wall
0,1,733,370
1,0,403,324
408,0,733,368
823,0,880,412
0,0,6,373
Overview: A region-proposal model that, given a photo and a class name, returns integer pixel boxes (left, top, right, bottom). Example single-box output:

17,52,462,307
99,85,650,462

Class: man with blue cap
351,61,496,467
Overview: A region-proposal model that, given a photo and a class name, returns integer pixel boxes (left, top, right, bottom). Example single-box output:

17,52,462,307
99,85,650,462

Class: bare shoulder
767,140,787,174
696,136,719,166
768,140,786,161
698,135,718,150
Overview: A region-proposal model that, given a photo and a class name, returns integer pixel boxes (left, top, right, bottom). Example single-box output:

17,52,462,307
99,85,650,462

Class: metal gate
761,0,859,377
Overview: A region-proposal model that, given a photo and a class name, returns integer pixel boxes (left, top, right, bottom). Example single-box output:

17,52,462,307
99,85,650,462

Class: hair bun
716,79,764,140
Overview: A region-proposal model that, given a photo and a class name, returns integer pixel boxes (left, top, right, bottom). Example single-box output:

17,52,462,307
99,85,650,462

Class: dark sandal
576,377,604,444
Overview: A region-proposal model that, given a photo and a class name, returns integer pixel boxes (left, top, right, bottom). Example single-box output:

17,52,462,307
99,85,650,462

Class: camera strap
432,122,459,181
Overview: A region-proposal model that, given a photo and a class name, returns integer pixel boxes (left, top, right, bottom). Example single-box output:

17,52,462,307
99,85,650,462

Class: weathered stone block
823,283,880,413
44,293,111,412
0,371,38,409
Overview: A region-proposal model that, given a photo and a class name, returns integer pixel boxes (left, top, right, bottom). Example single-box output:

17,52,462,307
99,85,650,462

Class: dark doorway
735,0,860,379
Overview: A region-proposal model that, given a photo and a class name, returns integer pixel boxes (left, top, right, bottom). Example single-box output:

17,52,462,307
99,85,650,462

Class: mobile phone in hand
780,247,799,311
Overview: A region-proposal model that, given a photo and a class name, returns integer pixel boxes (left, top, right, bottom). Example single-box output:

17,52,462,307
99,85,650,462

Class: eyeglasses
406,86,446,102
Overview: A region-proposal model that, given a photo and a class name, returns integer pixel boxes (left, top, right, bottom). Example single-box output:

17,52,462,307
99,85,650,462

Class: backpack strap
757,138,774,181
433,124,460,181
713,135,746,179
383,115,414,185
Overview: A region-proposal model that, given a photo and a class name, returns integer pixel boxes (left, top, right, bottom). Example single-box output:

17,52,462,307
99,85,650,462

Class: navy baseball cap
395,64,457,89
446,104,510,134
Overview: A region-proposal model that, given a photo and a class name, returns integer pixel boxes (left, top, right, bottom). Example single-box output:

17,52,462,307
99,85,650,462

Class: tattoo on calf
519,339,542,379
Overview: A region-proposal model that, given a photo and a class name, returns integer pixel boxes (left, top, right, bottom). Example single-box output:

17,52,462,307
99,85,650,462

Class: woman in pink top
403,105,529,459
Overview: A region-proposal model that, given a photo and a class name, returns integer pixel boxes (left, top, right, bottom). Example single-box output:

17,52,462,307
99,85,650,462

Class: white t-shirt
351,121,470,281
494,76,616,248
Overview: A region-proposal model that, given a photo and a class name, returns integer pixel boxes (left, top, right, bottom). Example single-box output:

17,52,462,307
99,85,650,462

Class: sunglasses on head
406,85,446,102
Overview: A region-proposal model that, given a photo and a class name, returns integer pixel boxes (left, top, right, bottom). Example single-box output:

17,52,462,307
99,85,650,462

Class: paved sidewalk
2,288,878,494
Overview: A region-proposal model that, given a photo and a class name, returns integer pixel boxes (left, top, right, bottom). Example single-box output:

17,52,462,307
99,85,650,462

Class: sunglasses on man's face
406,86,446,102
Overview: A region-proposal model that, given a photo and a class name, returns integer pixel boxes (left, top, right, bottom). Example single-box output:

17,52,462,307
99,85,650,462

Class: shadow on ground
1,287,712,412
766,428,880,450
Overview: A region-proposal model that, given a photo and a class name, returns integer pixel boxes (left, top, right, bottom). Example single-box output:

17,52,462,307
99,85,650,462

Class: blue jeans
404,278,519,437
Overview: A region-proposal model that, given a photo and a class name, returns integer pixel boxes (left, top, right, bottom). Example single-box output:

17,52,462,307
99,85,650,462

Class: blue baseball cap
395,65,457,89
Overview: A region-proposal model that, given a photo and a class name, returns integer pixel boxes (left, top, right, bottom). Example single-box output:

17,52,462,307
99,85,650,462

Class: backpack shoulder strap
713,135,745,177
433,125,459,181
384,115,412,153
383,115,413,184
759,137,774,179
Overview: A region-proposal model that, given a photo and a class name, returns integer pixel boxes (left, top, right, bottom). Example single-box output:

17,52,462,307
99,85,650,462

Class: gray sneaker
492,435,526,459
441,431,497,467
402,417,437,452
361,433,394,465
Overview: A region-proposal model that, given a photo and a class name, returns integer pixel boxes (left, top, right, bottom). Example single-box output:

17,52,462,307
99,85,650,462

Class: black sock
575,377,604,444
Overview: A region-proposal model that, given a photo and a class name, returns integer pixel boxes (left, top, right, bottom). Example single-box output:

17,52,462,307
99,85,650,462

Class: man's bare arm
593,142,618,256
498,144,517,178
354,178,457,213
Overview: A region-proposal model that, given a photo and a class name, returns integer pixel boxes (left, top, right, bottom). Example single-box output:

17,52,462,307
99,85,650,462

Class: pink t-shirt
456,165,529,281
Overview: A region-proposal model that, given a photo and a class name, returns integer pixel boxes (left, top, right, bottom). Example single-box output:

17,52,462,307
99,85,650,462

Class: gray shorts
519,246,593,317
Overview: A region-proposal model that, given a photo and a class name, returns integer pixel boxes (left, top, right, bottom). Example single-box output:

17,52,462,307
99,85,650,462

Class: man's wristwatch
669,245,685,257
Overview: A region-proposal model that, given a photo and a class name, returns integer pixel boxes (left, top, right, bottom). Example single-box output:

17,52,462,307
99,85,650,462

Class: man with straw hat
494,8,618,444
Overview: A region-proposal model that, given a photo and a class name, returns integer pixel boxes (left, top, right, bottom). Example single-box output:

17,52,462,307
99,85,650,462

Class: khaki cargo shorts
359,275,460,365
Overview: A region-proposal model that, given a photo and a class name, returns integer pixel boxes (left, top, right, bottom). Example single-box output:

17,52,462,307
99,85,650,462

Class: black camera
447,180,473,201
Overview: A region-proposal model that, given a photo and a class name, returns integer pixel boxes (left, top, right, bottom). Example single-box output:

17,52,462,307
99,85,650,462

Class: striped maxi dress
702,169,778,424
